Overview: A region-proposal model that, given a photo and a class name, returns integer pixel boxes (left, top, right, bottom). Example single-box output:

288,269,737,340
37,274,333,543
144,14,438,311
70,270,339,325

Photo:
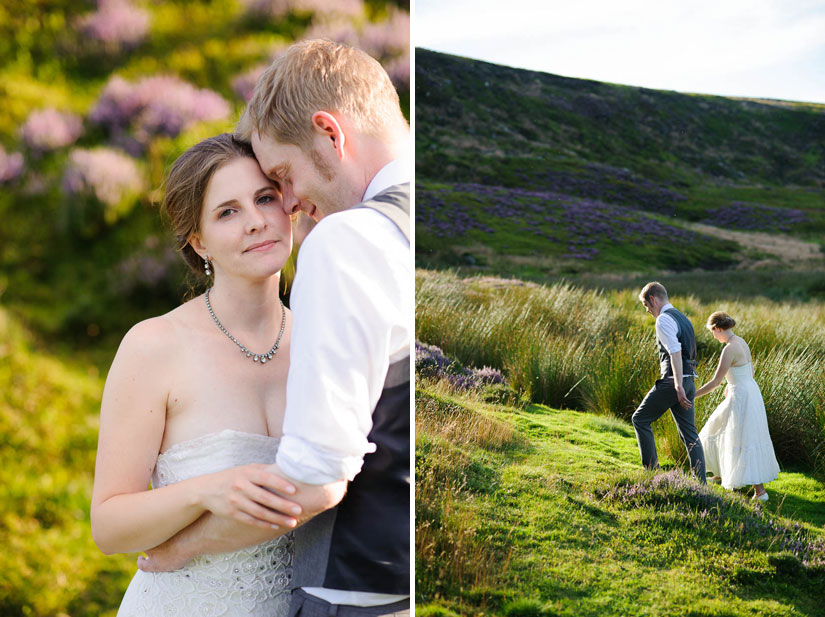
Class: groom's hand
137,536,194,572
676,383,691,409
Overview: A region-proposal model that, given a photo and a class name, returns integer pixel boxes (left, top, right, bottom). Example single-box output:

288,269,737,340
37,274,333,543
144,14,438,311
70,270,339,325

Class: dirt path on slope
685,222,823,267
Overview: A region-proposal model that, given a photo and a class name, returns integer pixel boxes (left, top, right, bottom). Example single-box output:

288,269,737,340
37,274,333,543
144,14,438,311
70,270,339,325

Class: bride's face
193,156,293,281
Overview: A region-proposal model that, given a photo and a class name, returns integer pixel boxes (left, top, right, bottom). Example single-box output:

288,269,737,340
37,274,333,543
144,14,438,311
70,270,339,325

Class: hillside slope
0,307,134,616
416,382,825,617
415,48,825,276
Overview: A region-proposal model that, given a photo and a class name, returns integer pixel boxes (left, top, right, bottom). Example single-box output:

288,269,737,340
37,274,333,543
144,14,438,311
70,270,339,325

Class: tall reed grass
417,269,825,476
415,387,521,597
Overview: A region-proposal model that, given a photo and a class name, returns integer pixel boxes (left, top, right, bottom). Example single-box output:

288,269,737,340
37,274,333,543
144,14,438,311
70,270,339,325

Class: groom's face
252,132,356,222
641,295,663,317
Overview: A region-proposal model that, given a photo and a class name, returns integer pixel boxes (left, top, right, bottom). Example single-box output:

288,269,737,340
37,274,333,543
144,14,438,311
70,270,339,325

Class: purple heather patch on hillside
75,0,150,50
701,201,807,232
416,183,700,260
62,147,144,207
503,162,687,216
91,75,230,143
21,109,84,151
0,145,24,184
415,340,506,390
599,469,825,568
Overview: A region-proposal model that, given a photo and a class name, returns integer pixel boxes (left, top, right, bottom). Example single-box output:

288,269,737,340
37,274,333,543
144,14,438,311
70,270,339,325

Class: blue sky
415,0,825,104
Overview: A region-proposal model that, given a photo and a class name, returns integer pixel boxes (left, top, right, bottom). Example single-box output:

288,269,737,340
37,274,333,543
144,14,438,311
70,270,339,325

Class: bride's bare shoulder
116,296,204,357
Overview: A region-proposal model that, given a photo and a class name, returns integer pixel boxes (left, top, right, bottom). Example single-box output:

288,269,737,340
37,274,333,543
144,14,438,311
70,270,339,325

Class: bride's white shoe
752,491,769,502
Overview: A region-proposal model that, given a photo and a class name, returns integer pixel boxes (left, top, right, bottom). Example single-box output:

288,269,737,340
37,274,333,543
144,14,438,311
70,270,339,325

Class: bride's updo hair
162,133,255,274
707,311,736,330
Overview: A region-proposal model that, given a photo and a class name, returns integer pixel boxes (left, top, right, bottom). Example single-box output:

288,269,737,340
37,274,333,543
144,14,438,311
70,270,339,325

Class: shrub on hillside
60,147,144,234
0,145,24,184
20,109,84,152
90,75,230,145
75,0,151,51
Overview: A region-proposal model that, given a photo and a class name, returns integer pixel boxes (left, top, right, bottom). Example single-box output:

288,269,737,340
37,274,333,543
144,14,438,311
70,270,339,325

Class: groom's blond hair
236,39,407,151
639,282,668,303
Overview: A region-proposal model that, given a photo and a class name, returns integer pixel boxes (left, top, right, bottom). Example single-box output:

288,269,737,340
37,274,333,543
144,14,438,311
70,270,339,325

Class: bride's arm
139,468,347,572
694,346,734,399
90,319,300,555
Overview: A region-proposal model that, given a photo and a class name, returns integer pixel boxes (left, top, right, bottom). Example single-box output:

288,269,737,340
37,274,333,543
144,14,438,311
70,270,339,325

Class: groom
139,40,410,616
632,282,706,483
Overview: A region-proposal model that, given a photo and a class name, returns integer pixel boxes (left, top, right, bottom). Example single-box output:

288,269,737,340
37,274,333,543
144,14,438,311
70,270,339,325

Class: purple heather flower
701,201,806,232
91,75,231,141
303,8,409,63
75,0,150,49
115,247,178,291
0,145,24,183
62,147,144,209
416,340,508,390
231,64,266,102
471,366,506,385
242,0,363,18
357,8,410,59
385,53,410,89
20,108,84,151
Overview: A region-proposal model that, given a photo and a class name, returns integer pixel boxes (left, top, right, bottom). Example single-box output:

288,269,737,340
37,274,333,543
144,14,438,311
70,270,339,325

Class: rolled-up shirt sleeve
655,312,681,355
276,209,410,485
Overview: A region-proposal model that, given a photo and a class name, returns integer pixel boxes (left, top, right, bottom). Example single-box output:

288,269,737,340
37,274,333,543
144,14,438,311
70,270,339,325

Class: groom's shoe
753,491,769,502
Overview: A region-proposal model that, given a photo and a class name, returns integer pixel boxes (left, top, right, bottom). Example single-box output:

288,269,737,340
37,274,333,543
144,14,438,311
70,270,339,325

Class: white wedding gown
698,363,780,489
117,429,293,617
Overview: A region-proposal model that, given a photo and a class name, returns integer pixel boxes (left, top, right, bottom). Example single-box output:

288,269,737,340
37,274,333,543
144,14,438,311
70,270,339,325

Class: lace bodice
117,430,293,617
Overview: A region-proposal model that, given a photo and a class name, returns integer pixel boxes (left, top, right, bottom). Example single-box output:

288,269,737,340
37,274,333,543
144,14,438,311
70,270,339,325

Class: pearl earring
204,256,212,277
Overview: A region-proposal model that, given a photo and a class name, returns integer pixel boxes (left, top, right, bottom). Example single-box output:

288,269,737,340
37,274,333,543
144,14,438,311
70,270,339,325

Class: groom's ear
311,111,345,160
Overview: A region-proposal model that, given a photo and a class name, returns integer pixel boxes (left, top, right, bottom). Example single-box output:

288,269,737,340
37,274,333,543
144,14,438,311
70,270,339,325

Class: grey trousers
287,590,410,617
631,377,706,482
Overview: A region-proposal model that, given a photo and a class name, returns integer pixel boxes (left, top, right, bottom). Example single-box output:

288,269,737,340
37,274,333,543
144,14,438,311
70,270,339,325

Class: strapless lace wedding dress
698,363,780,489
117,429,293,617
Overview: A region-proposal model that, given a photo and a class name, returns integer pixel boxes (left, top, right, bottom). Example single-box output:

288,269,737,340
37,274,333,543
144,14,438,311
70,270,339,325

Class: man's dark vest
658,307,697,379
291,182,410,594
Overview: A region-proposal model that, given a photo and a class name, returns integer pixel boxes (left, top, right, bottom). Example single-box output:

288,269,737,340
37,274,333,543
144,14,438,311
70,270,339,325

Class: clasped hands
137,464,300,573
199,463,302,528
675,383,692,410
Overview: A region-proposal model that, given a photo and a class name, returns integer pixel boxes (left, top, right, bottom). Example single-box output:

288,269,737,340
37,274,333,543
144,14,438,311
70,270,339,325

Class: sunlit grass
415,374,825,616
0,307,134,616
416,269,825,475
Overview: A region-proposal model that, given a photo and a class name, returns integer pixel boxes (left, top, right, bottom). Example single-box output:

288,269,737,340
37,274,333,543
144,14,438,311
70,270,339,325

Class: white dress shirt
655,303,697,378
275,159,411,607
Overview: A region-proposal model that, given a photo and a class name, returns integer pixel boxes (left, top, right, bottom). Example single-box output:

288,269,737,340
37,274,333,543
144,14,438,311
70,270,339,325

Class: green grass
416,269,825,475
416,378,825,617
0,308,134,616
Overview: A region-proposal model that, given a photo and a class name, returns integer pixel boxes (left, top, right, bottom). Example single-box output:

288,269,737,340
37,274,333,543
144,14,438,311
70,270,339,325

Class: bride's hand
200,464,302,528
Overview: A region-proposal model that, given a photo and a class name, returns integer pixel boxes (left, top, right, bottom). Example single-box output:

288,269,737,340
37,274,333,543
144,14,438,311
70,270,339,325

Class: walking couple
91,40,411,617
633,282,780,499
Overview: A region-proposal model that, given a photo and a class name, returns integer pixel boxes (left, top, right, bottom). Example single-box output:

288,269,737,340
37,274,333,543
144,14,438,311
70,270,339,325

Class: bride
695,311,780,501
91,133,300,616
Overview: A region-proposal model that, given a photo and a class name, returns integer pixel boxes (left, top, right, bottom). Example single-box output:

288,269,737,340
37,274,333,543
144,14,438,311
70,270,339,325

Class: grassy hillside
416,378,825,617
0,307,135,616
415,268,825,614
415,48,825,276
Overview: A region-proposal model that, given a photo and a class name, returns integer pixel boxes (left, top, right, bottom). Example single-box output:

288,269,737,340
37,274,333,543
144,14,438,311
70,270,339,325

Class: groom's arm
138,467,347,572
669,351,691,409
